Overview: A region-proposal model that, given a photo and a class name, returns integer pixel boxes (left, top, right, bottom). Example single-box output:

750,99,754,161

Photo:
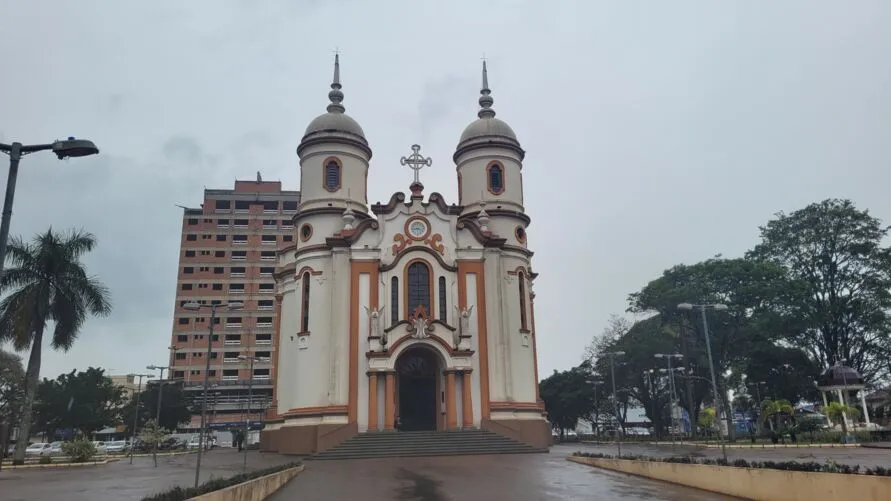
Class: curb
188,464,304,500
580,441,862,449
0,458,122,470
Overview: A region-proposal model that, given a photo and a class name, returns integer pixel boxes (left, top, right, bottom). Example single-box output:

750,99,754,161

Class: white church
260,56,549,455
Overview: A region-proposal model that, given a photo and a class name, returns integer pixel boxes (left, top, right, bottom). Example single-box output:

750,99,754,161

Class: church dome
454,61,524,160
458,116,517,144
298,54,371,157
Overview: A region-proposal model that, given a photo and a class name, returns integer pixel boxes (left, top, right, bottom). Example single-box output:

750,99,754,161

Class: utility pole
128,373,154,464
603,351,625,456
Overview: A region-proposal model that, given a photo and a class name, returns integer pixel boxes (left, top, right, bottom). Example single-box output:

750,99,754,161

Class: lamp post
0,138,99,277
146,364,169,467
602,351,625,456
655,353,683,440
238,355,270,471
677,302,729,461
642,369,656,438
586,378,604,437
183,301,243,488
128,373,154,464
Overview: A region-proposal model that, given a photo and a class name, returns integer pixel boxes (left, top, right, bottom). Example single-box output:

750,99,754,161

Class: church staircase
310,429,547,460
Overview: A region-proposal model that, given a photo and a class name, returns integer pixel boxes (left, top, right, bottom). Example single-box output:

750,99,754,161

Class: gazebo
816,365,870,429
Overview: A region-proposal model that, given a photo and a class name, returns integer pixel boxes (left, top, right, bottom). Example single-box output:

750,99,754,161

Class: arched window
390,277,399,325
518,271,528,331
487,162,504,195
438,276,447,321
406,261,431,317
301,272,311,332
324,159,341,192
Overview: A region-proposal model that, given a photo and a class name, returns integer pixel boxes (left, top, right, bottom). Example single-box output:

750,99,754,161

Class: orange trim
368,331,471,358
518,271,528,331
461,371,473,427
384,371,395,430
322,156,342,192
282,405,349,418
349,260,379,423
402,258,435,321
446,372,457,429
530,291,540,403
295,266,323,277
367,372,379,431
458,260,490,418
270,293,283,417
486,161,505,195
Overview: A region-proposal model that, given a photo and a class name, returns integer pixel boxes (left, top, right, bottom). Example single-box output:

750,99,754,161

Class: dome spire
478,60,496,119
327,53,345,114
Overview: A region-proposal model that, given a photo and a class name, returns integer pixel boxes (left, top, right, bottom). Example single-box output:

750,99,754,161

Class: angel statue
454,305,475,348
364,305,386,343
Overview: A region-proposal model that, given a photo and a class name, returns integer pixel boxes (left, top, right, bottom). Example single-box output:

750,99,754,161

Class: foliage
697,407,717,429
747,199,891,382
61,437,97,463
759,399,794,431
824,401,861,436
0,229,111,463
540,362,594,437
571,451,891,476
0,349,25,427
31,367,124,437
141,461,303,501
121,381,192,433
139,419,172,467
741,344,820,404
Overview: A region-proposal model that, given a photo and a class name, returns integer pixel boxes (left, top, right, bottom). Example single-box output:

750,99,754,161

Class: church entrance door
395,347,439,432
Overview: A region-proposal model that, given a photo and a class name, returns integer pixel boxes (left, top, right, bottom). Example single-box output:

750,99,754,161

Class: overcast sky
1,1,889,381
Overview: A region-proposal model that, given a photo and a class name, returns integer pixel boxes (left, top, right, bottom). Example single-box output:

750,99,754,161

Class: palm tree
0,229,111,463
825,401,861,437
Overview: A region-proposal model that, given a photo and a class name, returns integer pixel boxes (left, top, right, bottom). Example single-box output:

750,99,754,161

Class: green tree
139,419,171,467
540,363,594,439
120,380,192,433
741,343,820,404
759,399,795,433
0,349,25,430
747,199,891,381
824,401,861,437
31,368,123,438
31,377,69,440
0,229,112,463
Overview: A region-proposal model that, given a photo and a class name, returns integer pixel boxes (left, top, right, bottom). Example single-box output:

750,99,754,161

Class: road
269,445,741,500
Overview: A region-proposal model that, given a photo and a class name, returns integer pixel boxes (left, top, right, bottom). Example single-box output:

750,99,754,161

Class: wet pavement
0,449,295,501
269,445,741,500
575,442,891,469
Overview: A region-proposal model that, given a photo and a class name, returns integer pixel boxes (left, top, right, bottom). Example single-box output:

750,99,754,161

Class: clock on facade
405,217,430,240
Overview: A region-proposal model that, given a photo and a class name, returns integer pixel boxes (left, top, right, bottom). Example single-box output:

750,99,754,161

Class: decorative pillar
367,372,379,431
462,371,474,428
821,391,828,409
446,371,457,430
836,389,851,429
859,391,871,425
384,371,395,431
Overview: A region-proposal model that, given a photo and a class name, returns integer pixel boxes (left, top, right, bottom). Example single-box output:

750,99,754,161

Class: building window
283,201,298,212
187,218,198,225
177,334,188,342
232,251,247,260
181,283,193,291
215,200,231,210
261,251,276,261
283,235,293,242
183,267,194,274
178,317,189,325
233,235,247,244
263,201,278,213
212,283,223,290
214,267,225,274
234,219,249,228
301,272,311,332
406,261,431,317
300,224,313,242
184,250,196,258
391,277,399,324
215,250,225,258
518,271,528,331
487,162,505,195
259,283,274,293
173,371,184,379
438,276,447,321
174,352,186,360
186,234,197,241
258,299,274,310
261,235,277,245
217,219,229,227
234,201,250,212
216,234,226,242
260,267,274,275
324,158,341,192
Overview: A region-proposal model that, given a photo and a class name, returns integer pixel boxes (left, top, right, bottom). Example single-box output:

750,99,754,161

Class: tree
0,349,25,429
139,419,171,467
747,199,891,382
824,401,861,437
31,368,123,438
759,399,795,434
741,343,820,404
0,229,112,463
120,380,192,433
31,377,69,440
540,363,594,439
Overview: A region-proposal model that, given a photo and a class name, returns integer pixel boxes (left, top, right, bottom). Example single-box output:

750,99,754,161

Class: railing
181,378,273,387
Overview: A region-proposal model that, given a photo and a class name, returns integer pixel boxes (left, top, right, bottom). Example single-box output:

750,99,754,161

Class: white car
25,443,51,456
104,440,127,453
91,441,107,453
46,441,64,455
187,436,212,450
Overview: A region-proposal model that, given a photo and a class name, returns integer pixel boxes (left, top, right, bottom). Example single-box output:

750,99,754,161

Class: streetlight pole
655,353,683,440
238,355,269,472
586,378,604,438
146,364,169,467
678,302,729,462
0,139,99,276
184,301,243,488
128,373,154,464
603,351,625,456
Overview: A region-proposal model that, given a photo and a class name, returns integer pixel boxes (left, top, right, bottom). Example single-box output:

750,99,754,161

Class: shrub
61,438,97,463
141,461,302,501
571,452,890,476
38,455,53,464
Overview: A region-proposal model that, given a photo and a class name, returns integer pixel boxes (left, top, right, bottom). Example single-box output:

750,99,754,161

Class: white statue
454,305,474,349
364,306,386,345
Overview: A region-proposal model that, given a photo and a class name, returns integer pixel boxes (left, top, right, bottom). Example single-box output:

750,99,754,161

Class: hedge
572,452,891,476
141,461,302,501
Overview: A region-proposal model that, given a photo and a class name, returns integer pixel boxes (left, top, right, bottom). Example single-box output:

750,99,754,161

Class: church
260,56,550,455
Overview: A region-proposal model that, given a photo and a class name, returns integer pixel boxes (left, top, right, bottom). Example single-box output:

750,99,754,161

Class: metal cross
400,144,432,184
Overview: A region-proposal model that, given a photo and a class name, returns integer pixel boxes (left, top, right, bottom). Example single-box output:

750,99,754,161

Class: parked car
104,440,128,453
44,441,64,455
25,443,51,456
91,441,107,453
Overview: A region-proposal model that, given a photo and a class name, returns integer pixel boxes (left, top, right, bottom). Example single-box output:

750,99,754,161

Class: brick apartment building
169,178,299,431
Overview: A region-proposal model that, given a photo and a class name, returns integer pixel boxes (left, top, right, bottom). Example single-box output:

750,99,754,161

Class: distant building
169,179,300,431
109,374,142,401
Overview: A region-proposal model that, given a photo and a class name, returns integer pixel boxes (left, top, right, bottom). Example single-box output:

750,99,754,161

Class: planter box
188,465,303,501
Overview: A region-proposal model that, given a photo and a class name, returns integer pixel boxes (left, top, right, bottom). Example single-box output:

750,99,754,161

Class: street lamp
237,355,270,471
183,301,243,488
655,353,683,439
0,138,99,277
586,378,604,437
602,351,625,456
146,363,170,467
127,373,154,464
678,302,728,461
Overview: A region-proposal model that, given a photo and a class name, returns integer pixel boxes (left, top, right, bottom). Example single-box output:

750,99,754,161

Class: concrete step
310,429,547,461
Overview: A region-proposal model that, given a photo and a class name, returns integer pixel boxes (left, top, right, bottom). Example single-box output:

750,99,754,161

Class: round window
515,226,527,243
300,224,313,242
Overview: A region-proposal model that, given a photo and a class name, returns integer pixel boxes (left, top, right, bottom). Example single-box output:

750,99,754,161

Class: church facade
260,56,550,454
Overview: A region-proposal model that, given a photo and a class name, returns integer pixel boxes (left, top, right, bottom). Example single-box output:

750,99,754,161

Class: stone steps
310,429,547,460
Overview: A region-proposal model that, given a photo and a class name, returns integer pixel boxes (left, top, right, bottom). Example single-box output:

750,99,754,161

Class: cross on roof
400,144,432,184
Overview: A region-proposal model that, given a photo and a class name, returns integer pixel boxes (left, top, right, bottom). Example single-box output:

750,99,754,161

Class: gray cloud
0,0,889,381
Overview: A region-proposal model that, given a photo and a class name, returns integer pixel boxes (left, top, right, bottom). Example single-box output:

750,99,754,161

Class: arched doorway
395,346,441,431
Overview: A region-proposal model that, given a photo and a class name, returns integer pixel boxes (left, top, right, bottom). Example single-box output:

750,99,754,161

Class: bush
61,438,97,463
38,455,53,464
141,461,302,501
571,451,891,476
